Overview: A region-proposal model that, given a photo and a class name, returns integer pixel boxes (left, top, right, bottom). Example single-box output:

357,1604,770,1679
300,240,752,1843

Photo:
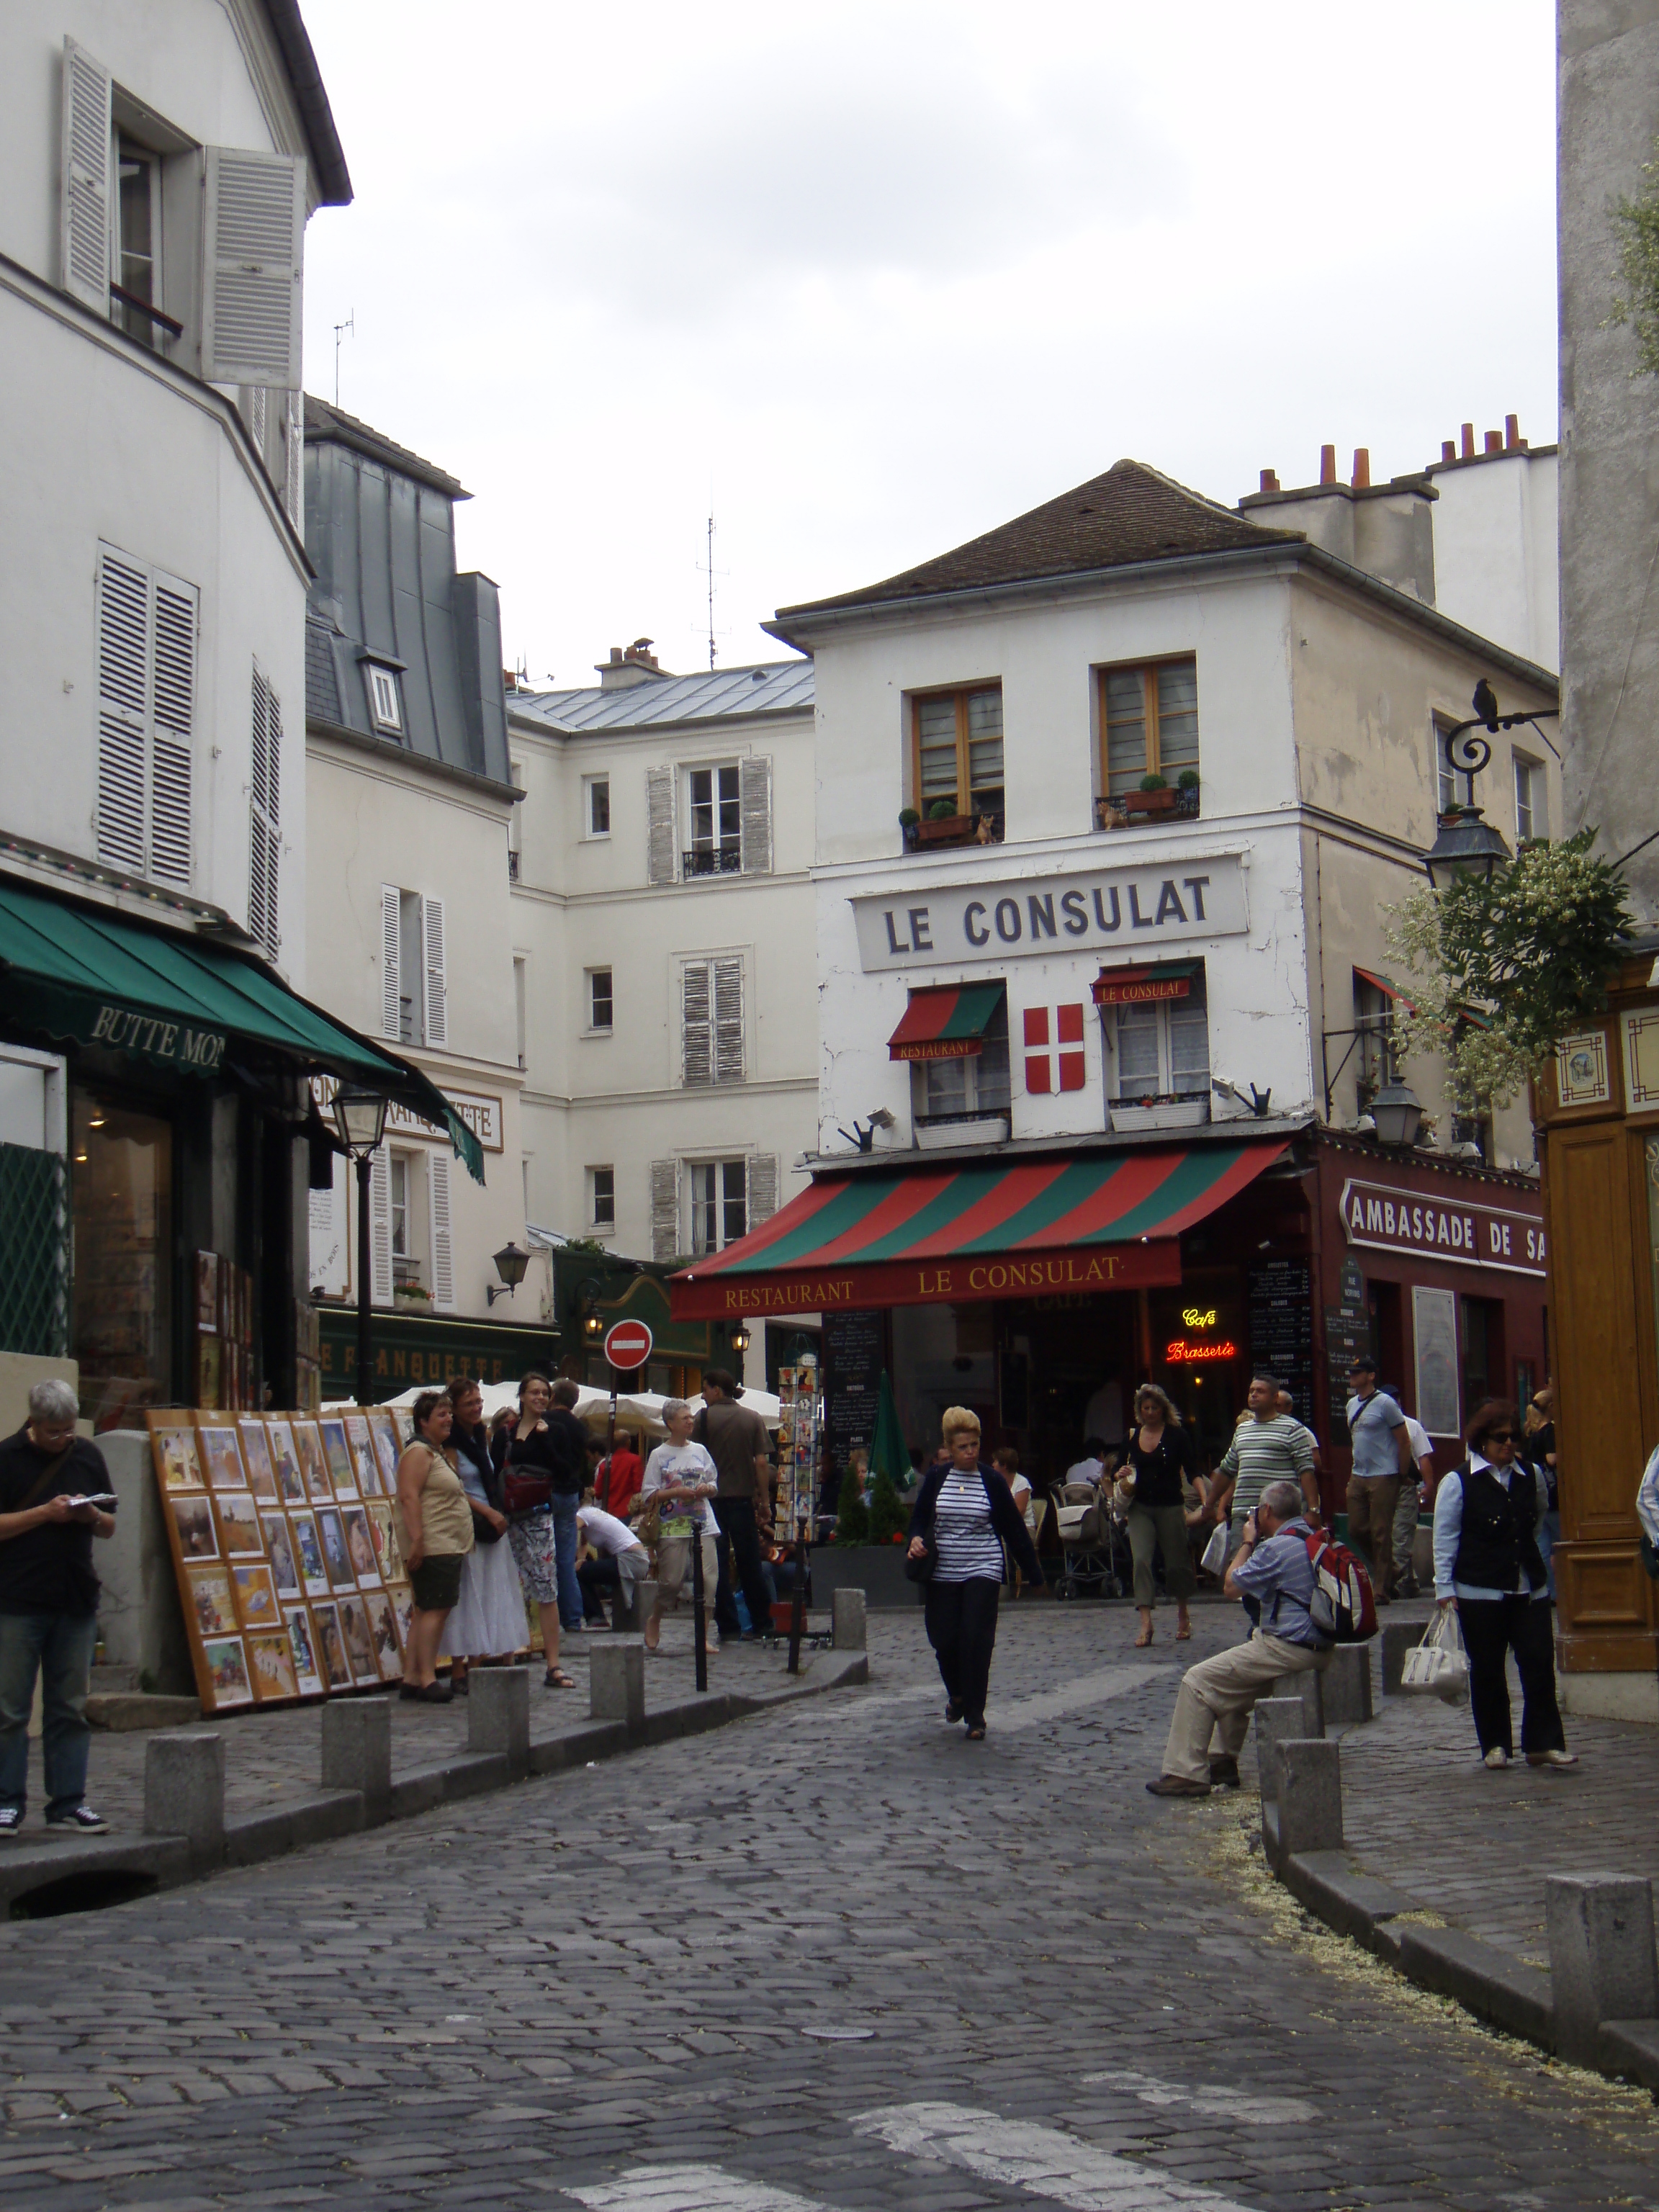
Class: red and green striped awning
887,983,1004,1061
669,1140,1287,1317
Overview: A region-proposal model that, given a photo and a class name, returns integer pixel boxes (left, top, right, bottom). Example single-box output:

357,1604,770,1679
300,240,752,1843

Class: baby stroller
1052,1481,1129,1599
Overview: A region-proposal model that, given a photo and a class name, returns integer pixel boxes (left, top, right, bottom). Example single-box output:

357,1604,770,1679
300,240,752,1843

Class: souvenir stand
773,1364,827,1669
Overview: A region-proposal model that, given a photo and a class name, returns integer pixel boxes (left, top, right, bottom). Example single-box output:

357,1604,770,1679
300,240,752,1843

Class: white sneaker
1527,1748,1580,1768
1483,1747,1511,1768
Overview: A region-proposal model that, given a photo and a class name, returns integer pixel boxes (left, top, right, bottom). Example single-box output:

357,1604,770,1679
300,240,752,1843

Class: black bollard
691,1514,709,1693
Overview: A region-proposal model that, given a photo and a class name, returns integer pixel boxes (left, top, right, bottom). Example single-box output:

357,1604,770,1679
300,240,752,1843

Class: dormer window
366,663,403,734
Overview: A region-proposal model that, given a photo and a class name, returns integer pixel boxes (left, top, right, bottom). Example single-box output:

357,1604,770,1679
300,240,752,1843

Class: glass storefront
71,1089,172,1431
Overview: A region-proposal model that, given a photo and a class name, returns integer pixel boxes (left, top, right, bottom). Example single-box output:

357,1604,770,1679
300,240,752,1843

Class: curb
1,1651,869,1920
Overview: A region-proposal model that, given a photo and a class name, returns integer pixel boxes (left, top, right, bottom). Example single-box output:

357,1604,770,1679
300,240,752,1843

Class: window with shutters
115,135,162,348
202,145,305,388
95,544,195,888
248,662,282,956
912,686,1004,842
688,1159,747,1255
681,956,744,1087
1099,658,1200,811
649,1159,680,1264
683,765,741,878
428,1151,455,1310
381,888,446,1048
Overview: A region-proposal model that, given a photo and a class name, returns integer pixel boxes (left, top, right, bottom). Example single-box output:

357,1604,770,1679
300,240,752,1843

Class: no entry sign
603,1319,653,1372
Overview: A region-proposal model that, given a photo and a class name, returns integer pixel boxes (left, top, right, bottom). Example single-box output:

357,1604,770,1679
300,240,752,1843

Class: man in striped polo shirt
1209,1375,1321,1557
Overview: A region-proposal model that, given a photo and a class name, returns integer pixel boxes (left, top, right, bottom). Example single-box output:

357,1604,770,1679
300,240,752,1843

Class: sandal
1176,1618,1192,1642
543,1668,575,1689
1134,1627,1154,1648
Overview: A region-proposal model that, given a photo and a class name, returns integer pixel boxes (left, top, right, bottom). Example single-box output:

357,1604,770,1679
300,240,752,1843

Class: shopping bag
1199,1520,1229,1576
1399,1607,1470,1704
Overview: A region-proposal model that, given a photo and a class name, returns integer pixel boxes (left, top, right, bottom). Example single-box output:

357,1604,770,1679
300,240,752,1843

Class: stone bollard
1262,1737,1342,1872
1380,1621,1420,1697
468,1666,531,1776
590,1640,646,1728
1252,1698,1307,1800
832,1588,867,1653
1321,1644,1374,1726
143,1731,225,1861
1269,1667,1324,1737
321,1695,392,1816
1546,1874,1659,2065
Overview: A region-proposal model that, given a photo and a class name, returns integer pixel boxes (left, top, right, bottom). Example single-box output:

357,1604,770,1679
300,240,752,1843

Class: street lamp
487,1240,531,1307
729,1319,752,1356
330,1085,388,1408
1425,805,1511,891
1369,1079,1424,1148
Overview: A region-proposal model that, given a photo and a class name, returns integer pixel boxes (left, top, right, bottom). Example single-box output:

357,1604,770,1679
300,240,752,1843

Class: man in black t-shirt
0,1380,117,1836
698,1370,773,1642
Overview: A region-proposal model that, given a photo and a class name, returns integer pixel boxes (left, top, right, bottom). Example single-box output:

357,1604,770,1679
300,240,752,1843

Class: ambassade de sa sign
851,853,1249,974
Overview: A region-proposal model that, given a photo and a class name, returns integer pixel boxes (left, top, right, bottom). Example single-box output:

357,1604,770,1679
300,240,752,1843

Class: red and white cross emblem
1023,1004,1086,1093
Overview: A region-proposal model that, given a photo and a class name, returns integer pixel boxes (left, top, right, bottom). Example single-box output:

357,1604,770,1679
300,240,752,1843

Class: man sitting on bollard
1146,1479,1334,1799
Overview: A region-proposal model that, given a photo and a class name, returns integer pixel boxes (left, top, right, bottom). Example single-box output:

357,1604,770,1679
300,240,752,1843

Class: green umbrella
869,1369,909,1487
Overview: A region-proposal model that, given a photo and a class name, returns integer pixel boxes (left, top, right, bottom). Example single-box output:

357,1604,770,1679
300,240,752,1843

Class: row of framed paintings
147,1408,418,1714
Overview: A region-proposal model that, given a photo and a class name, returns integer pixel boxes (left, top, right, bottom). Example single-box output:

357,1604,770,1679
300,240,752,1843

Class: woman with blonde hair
1118,1383,1198,1647
906,1408,1042,1740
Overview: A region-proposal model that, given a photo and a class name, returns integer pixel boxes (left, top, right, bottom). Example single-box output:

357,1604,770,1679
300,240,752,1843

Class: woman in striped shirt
907,1408,1043,1740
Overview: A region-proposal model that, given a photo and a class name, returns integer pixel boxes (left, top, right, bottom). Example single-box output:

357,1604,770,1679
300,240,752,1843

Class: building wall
1424,450,1559,674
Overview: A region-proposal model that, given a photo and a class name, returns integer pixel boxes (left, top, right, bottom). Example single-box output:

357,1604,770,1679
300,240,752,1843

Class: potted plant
898,807,921,851
393,1281,432,1309
1123,773,1177,819
916,797,975,847
1174,768,1201,818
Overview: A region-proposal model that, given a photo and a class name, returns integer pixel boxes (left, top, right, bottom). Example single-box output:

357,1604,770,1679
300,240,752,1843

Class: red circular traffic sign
603,1319,654,1372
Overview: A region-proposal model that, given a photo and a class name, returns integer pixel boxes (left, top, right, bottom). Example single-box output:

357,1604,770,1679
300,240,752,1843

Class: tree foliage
835,1465,870,1545
1608,138,1659,376
866,1467,907,1545
1384,831,1635,1109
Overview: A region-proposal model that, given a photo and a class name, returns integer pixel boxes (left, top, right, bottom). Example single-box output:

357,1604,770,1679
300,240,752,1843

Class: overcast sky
299,1,1556,688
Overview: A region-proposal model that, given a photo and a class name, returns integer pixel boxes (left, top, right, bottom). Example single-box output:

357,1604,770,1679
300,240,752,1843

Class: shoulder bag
500,1431,553,1519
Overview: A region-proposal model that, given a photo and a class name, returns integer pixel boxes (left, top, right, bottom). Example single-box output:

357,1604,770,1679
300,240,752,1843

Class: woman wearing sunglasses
1432,1399,1576,1770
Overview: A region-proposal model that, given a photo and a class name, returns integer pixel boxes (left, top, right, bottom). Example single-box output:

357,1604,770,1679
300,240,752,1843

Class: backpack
1303,1529,1377,1643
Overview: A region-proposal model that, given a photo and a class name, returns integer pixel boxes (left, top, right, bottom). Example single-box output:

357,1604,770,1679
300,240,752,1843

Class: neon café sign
1164,1308,1238,1364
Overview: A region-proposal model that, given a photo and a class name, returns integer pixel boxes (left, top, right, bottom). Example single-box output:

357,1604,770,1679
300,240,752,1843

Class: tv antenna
333,312,354,408
696,508,727,673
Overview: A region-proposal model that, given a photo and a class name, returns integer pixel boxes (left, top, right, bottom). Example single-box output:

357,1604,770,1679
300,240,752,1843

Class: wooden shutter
713,956,745,1084
422,896,447,1046
682,961,712,1087
368,1146,393,1305
284,391,303,529
148,574,194,886
646,765,675,885
380,888,401,1038
94,548,149,873
248,663,280,953
60,40,112,312
650,1159,680,1263
749,1154,778,1226
739,755,773,874
201,146,305,387
428,1151,455,1311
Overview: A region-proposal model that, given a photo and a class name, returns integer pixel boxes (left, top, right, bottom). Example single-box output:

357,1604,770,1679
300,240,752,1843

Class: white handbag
1400,1606,1470,1704
1199,1520,1229,1576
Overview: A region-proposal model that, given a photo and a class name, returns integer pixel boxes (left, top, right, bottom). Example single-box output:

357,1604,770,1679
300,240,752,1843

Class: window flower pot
1122,788,1179,819
915,813,977,848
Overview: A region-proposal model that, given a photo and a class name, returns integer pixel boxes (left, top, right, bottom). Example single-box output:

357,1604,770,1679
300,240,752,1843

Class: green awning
0,878,484,1182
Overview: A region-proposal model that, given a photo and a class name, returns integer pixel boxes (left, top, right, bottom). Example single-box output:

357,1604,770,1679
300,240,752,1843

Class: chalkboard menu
1324,1293,1374,1448
822,1310,885,1474
1247,1261,1315,1426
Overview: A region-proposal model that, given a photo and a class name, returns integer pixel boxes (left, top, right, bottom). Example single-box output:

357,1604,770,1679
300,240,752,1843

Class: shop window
1106,973,1209,1102
1100,658,1200,802
71,1091,172,1429
689,1158,747,1254
912,685,1004,839
1460,1294,1503,1413
913,992,1011,1125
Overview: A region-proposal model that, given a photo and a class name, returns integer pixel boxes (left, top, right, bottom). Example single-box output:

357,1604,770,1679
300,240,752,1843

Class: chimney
1352,447,1371,490
1505,413,1524,451
1259,467,1281,493
1460,423,1475,459
1442,441,1457,464
502,667,516,693
1484,429,1503,454
596,636,672,691
1319,444,1338,485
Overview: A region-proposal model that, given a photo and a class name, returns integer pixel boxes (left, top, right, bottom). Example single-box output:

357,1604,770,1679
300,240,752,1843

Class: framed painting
246,1631,299,1704
311,1601,352,1692
261,1514,301,1601
362,1586,403,1676
170,1492,219,1562
341,1504,381,1587
196,1331,222,1408
316,1506,356,1591
390,1406,413,1445
336,1593,382,1687
197,1422,246,1493
201,1635,254,1711
343,1413,379,1498
237,1418,278,1502
266,1419,306,1506
283,1604,325,1698
289,1509,330,1599
147,1418,204,1492
368,1411,402,1495
385,1580,415,1658
184,1562,237,1638
214,1491,264,1559
292,1419,332,1503
319,1418,356,1500
195,1249,220,1333
232,1562,279,1635
365,1498,404,1584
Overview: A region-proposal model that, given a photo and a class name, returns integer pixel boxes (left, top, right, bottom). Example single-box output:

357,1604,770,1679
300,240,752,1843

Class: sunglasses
1485,1430,1516,1444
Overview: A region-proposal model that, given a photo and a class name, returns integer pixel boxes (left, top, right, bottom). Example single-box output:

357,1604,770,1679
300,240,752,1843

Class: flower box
1122,788,1179,819
810,1542,918,1611
1107,1097,1210,1132
916,1112,1011,1151
915,814,978,848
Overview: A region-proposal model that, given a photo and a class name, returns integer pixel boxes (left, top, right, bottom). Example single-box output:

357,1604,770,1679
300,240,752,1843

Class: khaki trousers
1345,1475,1401,1597
1159,1629,1330,1783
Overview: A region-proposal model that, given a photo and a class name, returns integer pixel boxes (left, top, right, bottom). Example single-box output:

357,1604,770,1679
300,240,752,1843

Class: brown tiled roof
775,459,1303,623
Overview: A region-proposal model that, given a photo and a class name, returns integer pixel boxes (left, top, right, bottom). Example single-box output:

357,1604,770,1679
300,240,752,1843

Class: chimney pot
1460,422,1475,459
609,647,623,663
1505,413,1521,450
1319,444,1337,486
1442,441,1457,464
1484,430,1503,454
1352,446,1371,490
1259,467,1280,493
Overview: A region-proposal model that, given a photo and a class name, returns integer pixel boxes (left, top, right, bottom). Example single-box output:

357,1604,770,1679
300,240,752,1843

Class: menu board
1247,1262,1315,1426
1324,1304,1375,1447
822,1310,884,1475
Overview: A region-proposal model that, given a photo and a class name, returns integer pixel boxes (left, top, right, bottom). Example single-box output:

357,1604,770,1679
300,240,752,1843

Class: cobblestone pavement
4,1598,1658,2212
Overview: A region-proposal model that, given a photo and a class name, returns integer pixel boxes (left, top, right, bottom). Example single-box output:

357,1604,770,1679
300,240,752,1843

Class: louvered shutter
646,765,676,885
749,1154,778,1226
368,1147,393,1305
60,40,112,312
650,1160,680,1264
422,896,447,1046
94,549,149,873
201,147,305,387
380,889,401,1038
284,391,302,529
428,1151,455,1311
713,957,745,1084
682,961,712,1088
248,664,280,953
148,575,194,886
248,385,268,456
739,755,773,875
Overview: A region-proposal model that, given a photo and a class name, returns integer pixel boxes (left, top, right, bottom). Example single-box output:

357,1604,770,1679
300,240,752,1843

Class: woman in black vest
1431,1399,1575,1769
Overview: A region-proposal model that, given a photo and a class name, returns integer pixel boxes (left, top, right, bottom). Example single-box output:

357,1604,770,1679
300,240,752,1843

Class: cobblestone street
4,1603,1658,2212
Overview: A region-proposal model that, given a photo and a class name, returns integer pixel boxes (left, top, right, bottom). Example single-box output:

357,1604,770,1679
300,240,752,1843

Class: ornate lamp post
330,1085,389,1407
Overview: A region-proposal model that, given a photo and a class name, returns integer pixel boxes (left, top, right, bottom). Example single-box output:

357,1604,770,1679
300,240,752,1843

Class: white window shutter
422,896,447,1046
202,147,305,387
94,548,149,873
428,1151,455,1311
248,385,268,455
646,765,675,885
248,663,280,954
713,956,745,1084
284,391,303,529
650,1159,680,1264
749,1154,778,1226
682,961,712,1088
739,755,773,875
60,40,112,312
380,888,401,1038
368,1146,393,1305
148,574,195,887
